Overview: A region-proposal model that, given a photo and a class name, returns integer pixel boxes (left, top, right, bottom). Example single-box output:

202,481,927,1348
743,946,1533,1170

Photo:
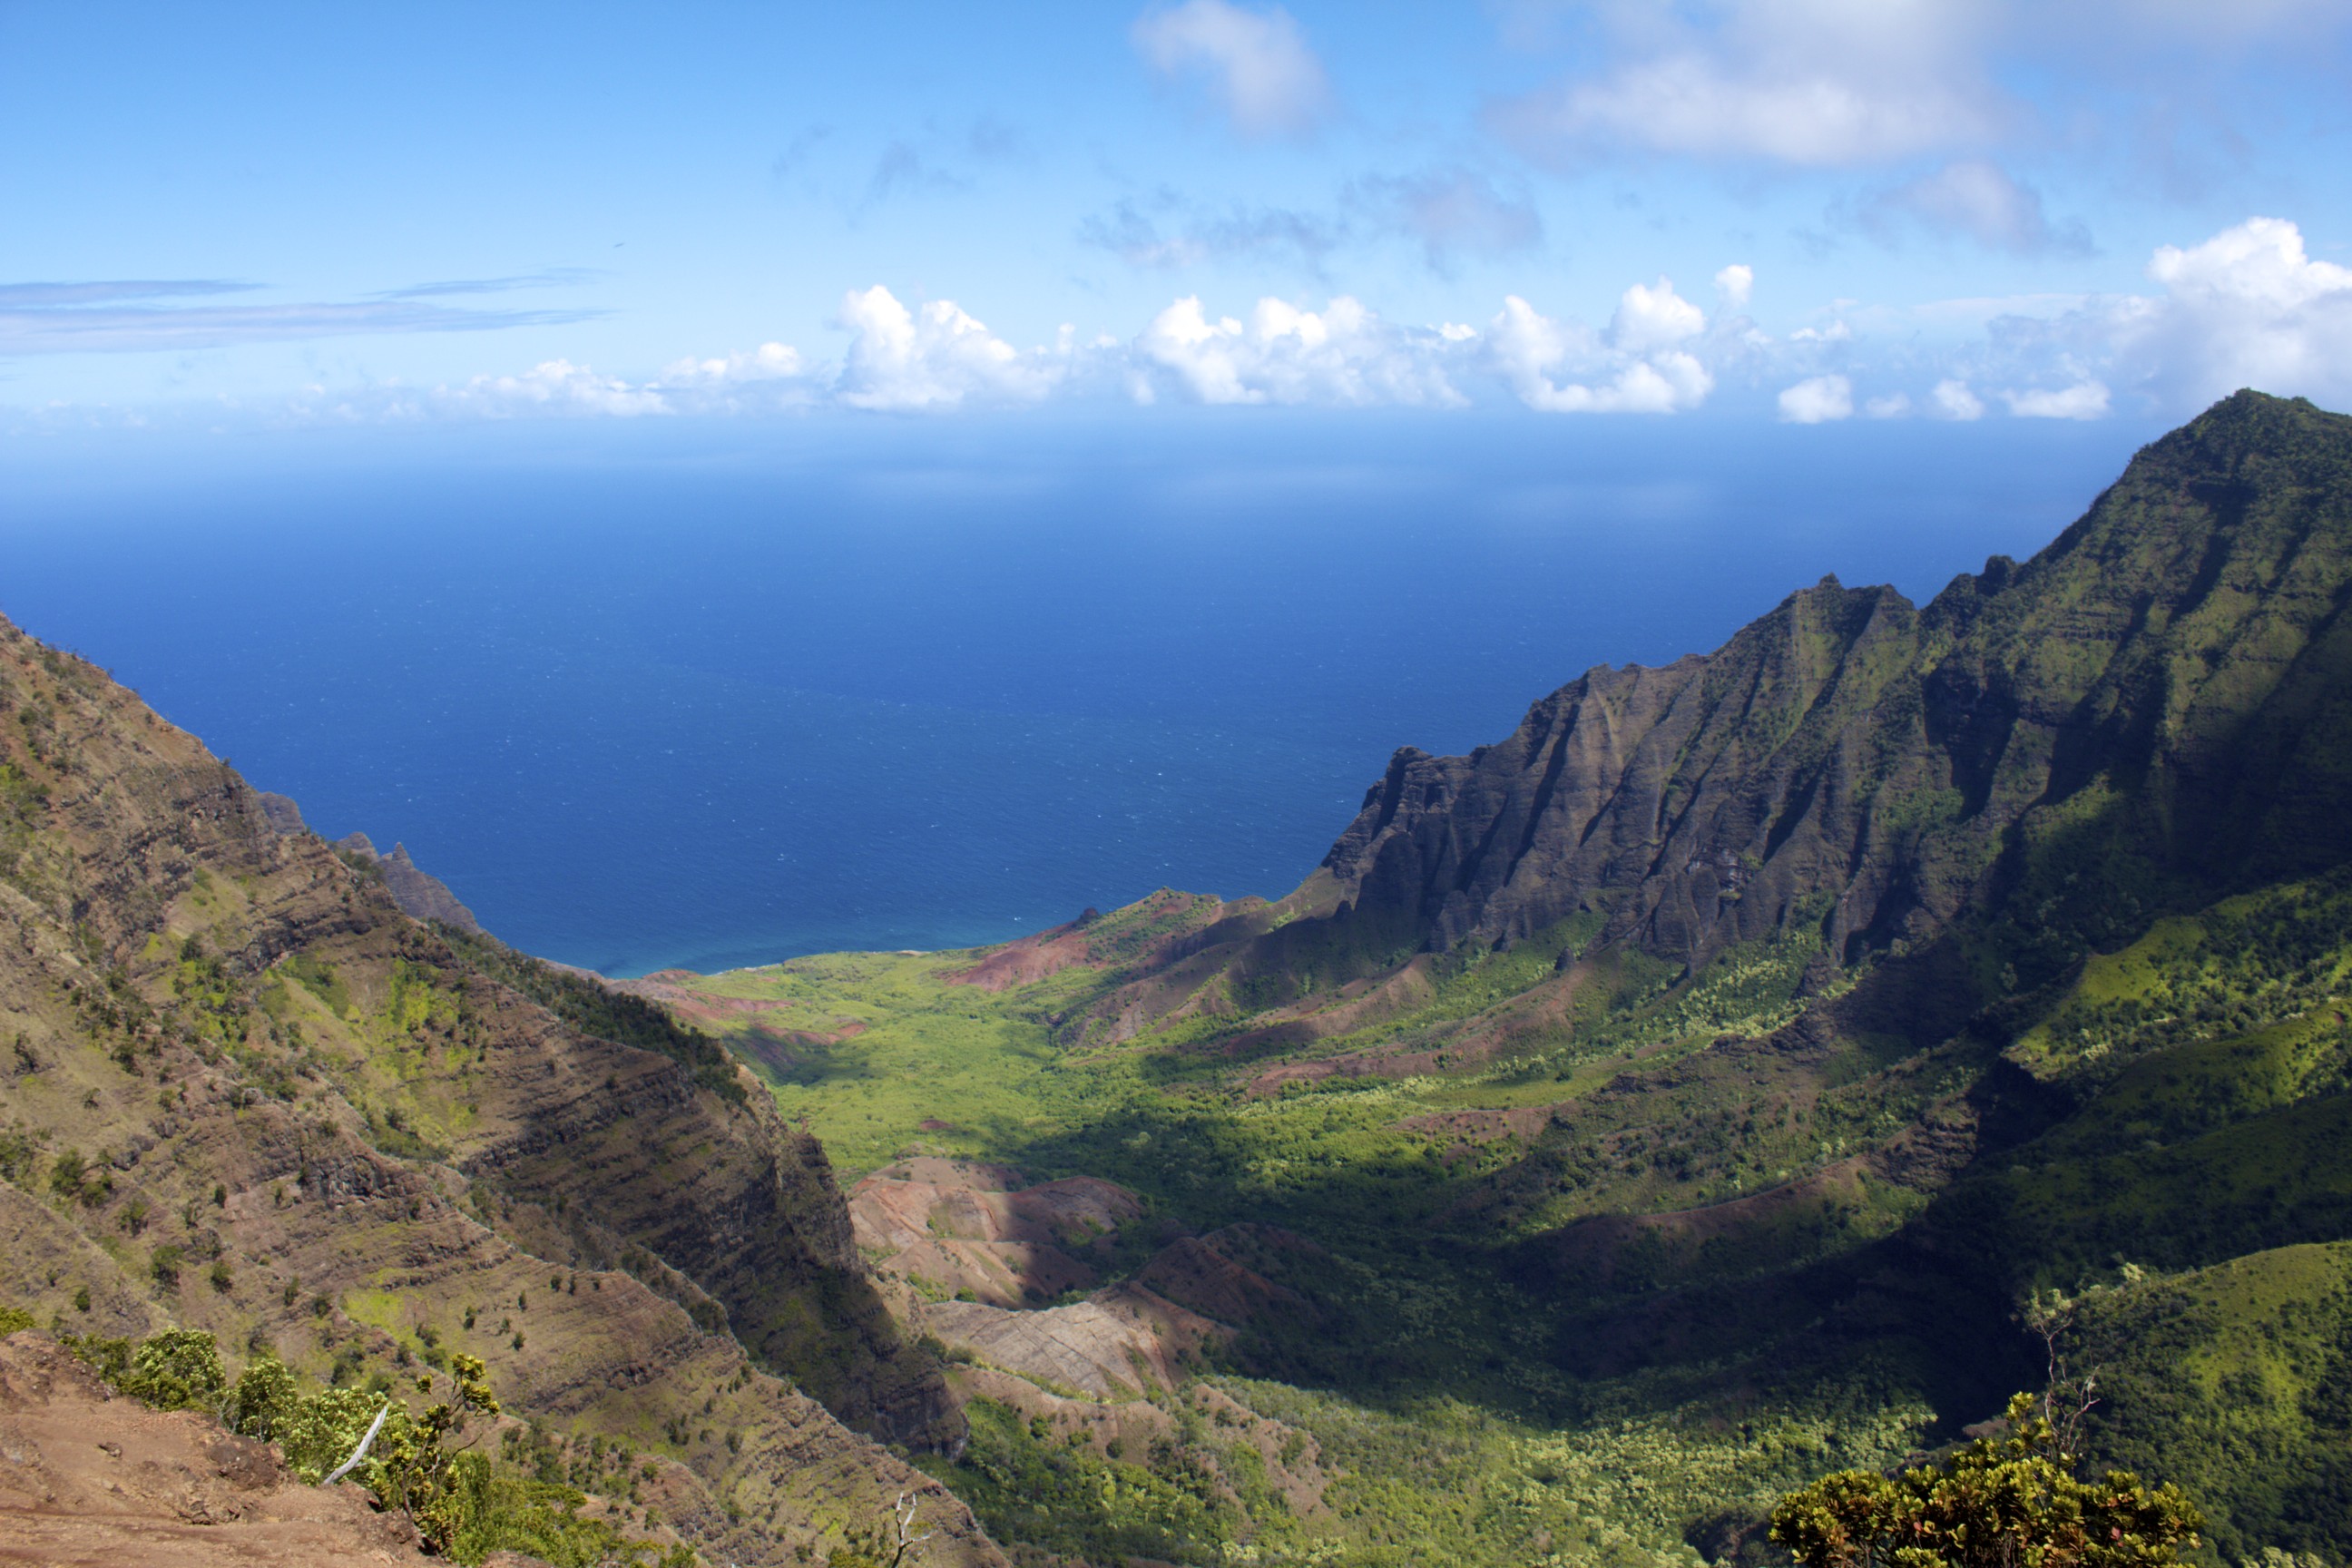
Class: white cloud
443,359,668,418
648,342,814,414
1714,264,1755,309
1866,159,2090,255
833,286,1065,410
1489,294,1713,413
1931,378,1985,419
1956,217,2352,414
1610,278,1706,351
1134,295,1464,406
2000,380,2111,418
1493,0,2003,167
2126,217,2352,407
1132,0,1331,139
662,342,804,385
1865,392,1911,417
1779,374,1854,423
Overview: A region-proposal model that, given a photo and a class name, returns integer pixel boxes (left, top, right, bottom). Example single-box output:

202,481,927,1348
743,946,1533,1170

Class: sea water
0,408,2161,975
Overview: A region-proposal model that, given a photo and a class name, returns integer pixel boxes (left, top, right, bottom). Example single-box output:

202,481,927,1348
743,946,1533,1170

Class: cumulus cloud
268,220,2349,428
648,343,815,413
1952,216,2352,415
1133,295,1464,406
1864,159,2091,255
663,342,805,385
1493,0,2003,167
1132,0,1332,139
1779,374,1854,423
1610,278,1707,352
2126,217,2352,407
1489,292,1714,414
386,266,1762,423
833,286,1070,411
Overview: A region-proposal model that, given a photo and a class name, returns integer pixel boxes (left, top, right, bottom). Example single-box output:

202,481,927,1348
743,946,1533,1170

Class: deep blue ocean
0,409,2164,975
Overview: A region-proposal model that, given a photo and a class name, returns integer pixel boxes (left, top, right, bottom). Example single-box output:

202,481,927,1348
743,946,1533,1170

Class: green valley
629,392,2352,1567
7,389,2352,1568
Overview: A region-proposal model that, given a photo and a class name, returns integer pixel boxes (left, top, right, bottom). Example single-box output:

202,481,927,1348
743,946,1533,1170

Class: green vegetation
1769,1393,2202,1568
437,924,746,1104
668,829,2352,1563
923,1397,1239,1565
58,1319,695,1567
2073,1245,2352,1563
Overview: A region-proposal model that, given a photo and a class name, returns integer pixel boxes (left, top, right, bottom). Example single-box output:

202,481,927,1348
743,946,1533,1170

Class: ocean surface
0,409,2165,975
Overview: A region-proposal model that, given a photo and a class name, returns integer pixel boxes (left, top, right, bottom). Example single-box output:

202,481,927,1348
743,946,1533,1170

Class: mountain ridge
640,390,2352,1567
1055,389,2352,1051
0,615,999,1566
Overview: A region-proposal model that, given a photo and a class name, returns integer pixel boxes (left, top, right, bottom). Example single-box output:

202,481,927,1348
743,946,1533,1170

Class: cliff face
1223,392,2352,998
0,617,989,1566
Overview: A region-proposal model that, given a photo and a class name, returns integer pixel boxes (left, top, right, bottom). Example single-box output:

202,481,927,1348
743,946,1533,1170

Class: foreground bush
54,1317,693,1568
1769,1393,2203,1568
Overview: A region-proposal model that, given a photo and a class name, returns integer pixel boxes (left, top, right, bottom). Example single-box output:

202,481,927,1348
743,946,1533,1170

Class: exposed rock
253,790,308,838
919,1286,1220,1398
328,831,482,933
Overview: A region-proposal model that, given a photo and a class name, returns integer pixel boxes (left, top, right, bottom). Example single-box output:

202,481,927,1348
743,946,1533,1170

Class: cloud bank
52,216,2352,428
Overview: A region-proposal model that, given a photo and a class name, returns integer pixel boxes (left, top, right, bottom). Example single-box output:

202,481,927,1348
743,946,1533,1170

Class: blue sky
5,0,2351,427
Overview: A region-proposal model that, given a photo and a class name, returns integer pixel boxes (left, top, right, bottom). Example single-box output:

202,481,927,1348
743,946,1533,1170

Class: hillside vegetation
0,614,1001,1566
646,393,2352,1567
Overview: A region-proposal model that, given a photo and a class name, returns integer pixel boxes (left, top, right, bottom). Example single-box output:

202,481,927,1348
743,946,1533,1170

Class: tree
1769,1393,2202,1568
358,1352,503,1553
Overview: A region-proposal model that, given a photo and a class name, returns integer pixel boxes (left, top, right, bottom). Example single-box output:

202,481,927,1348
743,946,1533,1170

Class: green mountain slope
648,391,2352,1568
0,617,1002,1566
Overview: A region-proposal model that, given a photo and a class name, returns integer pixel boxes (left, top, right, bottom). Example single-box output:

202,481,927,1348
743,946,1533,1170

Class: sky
4,0,2351,431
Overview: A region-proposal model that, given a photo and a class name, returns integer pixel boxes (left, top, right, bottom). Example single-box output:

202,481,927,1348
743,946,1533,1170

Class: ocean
0,407,2161,975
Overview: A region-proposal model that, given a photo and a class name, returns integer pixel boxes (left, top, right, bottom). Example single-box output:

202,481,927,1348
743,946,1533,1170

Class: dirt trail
0,1329,429,1567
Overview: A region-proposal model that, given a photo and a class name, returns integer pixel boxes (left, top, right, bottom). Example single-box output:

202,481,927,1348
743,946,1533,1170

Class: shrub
120,1328,226,1410
1769,1393,2203,1568
149,1243,185,1290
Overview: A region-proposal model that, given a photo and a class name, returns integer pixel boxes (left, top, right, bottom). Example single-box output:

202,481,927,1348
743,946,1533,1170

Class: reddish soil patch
943,917,1100,992
850,1160,1142,1308
0,1329,429,1567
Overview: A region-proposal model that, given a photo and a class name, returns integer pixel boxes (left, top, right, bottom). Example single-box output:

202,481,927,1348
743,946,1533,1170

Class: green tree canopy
1769,1394,2202,1568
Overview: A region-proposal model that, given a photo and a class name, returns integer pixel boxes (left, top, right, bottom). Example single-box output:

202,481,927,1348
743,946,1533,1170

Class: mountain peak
1093,392,2352,1028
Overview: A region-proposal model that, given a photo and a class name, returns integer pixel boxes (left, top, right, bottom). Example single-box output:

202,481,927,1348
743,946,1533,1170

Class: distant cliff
1104,390,2352,1027
253,790,483,934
